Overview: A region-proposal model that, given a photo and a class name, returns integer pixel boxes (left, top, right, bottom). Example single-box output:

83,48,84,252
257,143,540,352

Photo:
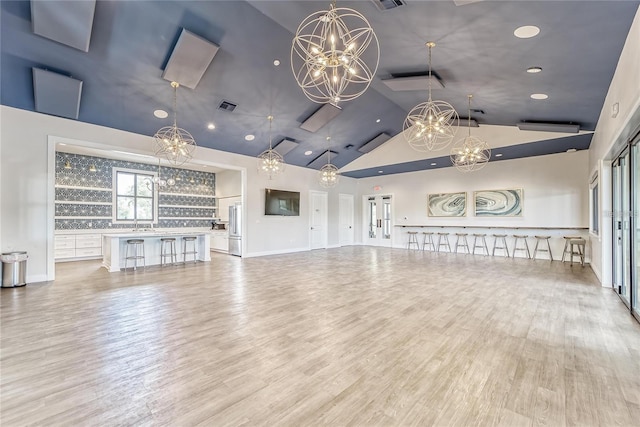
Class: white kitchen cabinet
54,233,103,261
210,231,228,252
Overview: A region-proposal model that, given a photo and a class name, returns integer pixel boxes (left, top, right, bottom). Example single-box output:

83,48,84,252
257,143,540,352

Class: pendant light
257,115,285,179
450,95,491,172
291,0,379,104
404,42,459,151
318,136,339,187
154,81,196,166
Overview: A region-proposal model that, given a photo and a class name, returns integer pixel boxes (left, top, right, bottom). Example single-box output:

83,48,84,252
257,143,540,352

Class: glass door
613,150,631,307
631,140,639,320
365,195,392,247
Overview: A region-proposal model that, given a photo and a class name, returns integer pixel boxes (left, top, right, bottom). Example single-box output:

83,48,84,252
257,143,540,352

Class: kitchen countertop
103,231,209,239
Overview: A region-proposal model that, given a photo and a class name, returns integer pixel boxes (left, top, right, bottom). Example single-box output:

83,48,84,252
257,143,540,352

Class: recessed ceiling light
244,134,255,141
527,66,542,73
514,25,540,39
273,59,280,66
207,123,216,130
304,150,313,156
530,93,548,100
154,109,168,118
495,153,503,157
376,119,381,123
566,148,577,153
430,162,437,166
378,170,384,174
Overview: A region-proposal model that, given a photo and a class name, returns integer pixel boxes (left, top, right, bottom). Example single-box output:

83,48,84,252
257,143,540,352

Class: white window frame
112,167,158,225
589,172,599,236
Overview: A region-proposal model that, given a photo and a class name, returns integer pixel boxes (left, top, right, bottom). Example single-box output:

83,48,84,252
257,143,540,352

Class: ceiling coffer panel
33,68,83,120
273,138,299,157
307,150,339,169
162,29,219,89
358,133,390,153
30,0,96,52
517,122,580,133
300,103,342,133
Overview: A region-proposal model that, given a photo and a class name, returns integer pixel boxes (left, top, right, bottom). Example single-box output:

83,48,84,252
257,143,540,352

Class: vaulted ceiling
2,1,638,177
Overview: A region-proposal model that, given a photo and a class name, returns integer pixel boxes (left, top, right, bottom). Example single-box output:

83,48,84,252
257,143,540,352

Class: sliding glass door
631,141,639,320
613,150,631,307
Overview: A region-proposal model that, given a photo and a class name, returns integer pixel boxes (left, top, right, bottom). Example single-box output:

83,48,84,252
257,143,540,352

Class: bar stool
512,235,531,259
532,235,553,261
569,238,586,267
561,236,582,262
160,237,177,266
124,239,145,271
492,234,509,257
472,233,490,256
183,236,198,263
437,232,451,253
407,231,420,250
454,233,470,254
422,232,436,251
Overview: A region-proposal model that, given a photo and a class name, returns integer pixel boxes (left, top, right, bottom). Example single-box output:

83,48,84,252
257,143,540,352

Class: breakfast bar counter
102,231,211,272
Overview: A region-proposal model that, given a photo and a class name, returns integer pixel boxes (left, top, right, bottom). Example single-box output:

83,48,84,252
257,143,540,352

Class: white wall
588,6,640,285
0,106,358,282
356,150,589,251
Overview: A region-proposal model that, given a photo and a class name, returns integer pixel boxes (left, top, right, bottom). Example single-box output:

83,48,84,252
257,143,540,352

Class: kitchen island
102,231,211,272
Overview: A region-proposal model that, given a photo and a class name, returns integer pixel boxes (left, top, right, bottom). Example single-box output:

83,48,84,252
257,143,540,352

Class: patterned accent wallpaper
55,152,216,230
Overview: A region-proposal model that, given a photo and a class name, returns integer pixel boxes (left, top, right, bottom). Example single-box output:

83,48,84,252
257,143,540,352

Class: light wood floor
1,247,639,426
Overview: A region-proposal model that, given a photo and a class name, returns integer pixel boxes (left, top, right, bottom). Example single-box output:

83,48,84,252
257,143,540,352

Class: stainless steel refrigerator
228,203,242,256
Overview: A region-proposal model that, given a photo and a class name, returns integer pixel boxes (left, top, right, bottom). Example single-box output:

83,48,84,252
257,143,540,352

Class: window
590,173,599,235
113,168,157,223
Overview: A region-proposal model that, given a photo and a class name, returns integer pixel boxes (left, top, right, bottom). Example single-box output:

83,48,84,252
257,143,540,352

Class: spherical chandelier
450,95,491,172
318,136,339,187
291,0,379,104
257,115,285,179
404,42,459,151
154,81,196,166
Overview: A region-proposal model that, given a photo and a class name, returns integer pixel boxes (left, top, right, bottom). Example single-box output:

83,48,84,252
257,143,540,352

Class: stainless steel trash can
1,252,28,287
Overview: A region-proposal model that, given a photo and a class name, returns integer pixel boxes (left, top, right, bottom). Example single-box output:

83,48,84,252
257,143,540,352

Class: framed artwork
428,192,467,217
474,189,523,217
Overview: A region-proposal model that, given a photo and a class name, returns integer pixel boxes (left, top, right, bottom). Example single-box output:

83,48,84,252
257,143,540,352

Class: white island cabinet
210,231,229,252
102,231,210,272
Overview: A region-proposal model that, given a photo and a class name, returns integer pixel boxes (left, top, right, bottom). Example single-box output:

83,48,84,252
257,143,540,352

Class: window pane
137,175,153,197
136,198,153,220
117,196,135,220
117,173,135,196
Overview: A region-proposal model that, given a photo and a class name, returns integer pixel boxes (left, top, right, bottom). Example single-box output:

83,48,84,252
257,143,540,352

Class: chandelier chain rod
172,83,178,128
427,44,432,101
467,95,472,137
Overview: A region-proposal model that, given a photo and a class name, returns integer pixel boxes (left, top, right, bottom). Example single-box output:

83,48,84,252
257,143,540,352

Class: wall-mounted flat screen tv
265,189,300,216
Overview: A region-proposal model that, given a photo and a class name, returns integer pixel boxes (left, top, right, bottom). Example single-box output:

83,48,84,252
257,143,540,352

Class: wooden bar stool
422,232,436,251
472,233,489,256
454,233,470,254
512,235,531,259
437,232,451,253
407,231,420,250
160,237,177,266
533,235,553,261
561,236,581,262
492,234,509,257
182,236,198,263
569,238,586,267
124,239,145,271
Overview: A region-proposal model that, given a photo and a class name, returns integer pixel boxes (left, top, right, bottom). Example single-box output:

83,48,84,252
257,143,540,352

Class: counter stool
472,233,490,256
569,238,586,267
422,232,436,251
407,231,420,250
512,235,531,259
492,234,510,257
124,239,145,271
437,232,451,253
182,236,198,263
533,235,553,261
160,237,177,266
454,233,470,254
561,236,582,262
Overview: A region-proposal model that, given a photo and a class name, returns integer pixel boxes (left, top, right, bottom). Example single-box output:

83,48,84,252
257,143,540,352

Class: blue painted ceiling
2,1,638,177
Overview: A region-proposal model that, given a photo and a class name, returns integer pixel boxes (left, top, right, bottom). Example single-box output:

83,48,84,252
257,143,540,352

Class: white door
339,194,355,246
364,195,393,247
310,191,328,250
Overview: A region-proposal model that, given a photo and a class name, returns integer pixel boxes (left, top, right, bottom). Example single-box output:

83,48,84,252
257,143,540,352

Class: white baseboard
244,247,310,258
24,274,49,285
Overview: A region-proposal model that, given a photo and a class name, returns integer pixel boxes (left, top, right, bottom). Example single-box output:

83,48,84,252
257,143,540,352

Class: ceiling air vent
517,122,580,133
370,0,405,11
381,71,445,92
218,100,237,112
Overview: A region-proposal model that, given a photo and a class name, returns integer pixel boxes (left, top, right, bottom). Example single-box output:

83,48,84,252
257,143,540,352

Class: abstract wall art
428,192,467,217
474,189,523,217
